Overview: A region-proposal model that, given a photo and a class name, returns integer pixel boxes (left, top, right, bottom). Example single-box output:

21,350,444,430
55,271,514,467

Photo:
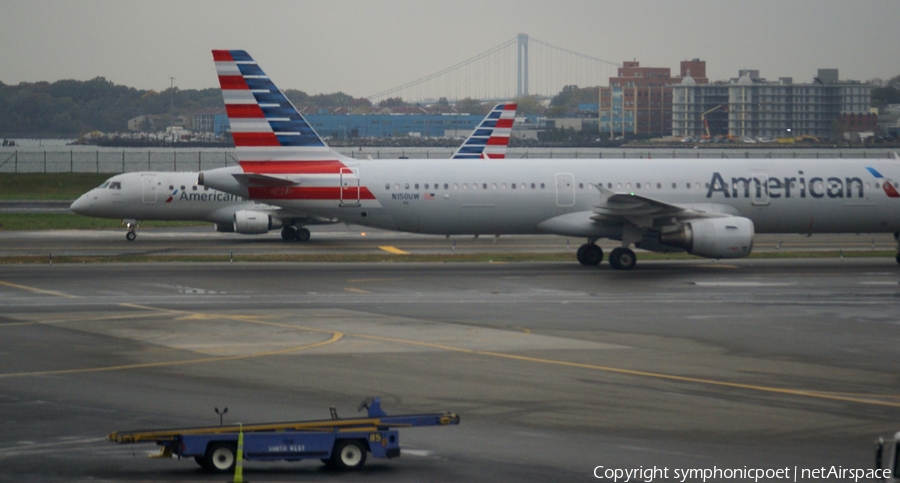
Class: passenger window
472,183,477,190
385,183,390,190
502,183,507,189
463,184,468,190
404,183,409,189
180,186,185,191
657,183,661,189
540,183,545,189
671,183,676,189
493,183,497,189
424,184,429,189
530,183,535,189
512,183,516,189
204,186,209,191
483,183,488,190
444,183,448,189
578,183,583,189
636,183,641,189
415,183,419,189
168,185,174,190
192,185,197,191
686,183,691,189
453,183,458,189
395,184,400,190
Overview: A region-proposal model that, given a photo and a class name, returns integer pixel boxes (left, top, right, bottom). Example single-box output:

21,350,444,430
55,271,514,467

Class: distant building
193,108,226,134
305,112,484,139
672,69,875,140
599,59,708,137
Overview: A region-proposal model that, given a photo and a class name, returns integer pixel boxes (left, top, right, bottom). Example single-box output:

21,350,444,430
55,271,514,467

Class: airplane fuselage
71,171,263,224
210,157,900,237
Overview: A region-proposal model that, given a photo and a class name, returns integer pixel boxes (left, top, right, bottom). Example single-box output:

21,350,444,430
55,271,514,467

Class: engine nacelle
658,217,754,259
233,210,271,235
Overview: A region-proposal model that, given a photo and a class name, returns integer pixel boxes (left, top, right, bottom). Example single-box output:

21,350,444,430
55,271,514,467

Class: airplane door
142,174,157,204
556,173,575,206
340,167,360,207
751,173,769,206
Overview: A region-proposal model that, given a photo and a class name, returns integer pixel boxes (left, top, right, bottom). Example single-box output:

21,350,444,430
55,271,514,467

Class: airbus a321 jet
70,102,517,241
199,50,900,270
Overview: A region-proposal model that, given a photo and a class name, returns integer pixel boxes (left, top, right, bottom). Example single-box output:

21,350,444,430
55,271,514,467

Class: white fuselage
71,172,266,225
211,157,900,237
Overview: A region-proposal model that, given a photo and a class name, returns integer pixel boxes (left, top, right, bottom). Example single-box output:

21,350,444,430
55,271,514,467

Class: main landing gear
576,242,603,266
608,247,637,270
576,240,637,270
281,225,311,242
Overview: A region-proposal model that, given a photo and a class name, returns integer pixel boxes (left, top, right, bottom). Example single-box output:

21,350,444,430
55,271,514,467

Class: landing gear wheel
281,226,297,241
576,243,603,266
203,442,236,473
125,231,136,241
609,247,636,270
295,227,311,242
331,440,366,471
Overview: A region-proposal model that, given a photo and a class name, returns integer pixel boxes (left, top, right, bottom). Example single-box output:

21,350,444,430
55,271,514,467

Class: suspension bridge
365,34,619,103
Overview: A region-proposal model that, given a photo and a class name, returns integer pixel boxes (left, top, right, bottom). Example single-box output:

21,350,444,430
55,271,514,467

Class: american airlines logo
166,190,241,203
706,171,870,199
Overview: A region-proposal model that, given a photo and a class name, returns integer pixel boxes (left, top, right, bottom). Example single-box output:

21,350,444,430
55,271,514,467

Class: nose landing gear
123,220,138,241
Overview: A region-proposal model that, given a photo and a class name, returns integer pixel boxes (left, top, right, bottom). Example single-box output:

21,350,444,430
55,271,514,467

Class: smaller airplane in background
69,103,517,241
70,173,332,241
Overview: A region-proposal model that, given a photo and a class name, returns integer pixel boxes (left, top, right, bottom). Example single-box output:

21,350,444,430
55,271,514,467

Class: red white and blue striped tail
212,50,341,162
451,103,517,159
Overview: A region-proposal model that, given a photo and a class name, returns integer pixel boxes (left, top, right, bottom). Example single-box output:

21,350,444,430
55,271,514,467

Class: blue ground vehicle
107,397,459,472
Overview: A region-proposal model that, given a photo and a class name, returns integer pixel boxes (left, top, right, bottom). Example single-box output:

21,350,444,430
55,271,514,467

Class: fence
0,148,896,173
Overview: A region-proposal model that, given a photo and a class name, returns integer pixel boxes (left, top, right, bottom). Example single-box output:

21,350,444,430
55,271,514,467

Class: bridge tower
517,33,529,98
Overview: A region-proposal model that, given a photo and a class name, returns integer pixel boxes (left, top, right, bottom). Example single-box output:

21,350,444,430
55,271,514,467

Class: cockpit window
108,182,121,190
98,182,110,189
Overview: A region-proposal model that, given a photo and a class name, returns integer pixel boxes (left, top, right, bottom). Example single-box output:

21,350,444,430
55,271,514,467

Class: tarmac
1,247,899,481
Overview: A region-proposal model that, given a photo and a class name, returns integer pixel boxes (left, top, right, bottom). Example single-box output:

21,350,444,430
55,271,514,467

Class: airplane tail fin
213,50,345,167
452,103,517,159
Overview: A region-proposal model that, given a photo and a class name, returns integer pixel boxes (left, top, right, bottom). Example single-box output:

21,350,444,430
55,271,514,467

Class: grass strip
0,251,894,265
0,173,115,200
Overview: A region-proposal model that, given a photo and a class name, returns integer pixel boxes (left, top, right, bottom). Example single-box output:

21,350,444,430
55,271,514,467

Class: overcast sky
2,0,899,98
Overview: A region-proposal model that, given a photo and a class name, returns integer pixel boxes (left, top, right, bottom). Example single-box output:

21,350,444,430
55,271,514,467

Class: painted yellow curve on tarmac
3,283,899,408
0,332,343,379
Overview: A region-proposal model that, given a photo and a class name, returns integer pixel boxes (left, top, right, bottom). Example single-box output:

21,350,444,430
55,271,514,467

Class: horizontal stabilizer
232,173,297,187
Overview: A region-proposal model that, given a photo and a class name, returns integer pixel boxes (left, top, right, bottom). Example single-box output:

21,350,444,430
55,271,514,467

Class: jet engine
233,210,272,234
658,217,754,259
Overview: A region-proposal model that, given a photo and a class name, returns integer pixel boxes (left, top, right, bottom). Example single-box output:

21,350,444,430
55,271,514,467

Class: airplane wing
591,184,736,229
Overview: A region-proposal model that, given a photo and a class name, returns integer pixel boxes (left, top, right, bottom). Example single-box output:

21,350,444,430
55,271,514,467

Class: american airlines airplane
69,103,516,241
199,50,900,270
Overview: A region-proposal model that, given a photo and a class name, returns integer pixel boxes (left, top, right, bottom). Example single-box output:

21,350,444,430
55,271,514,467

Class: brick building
599,59,708,138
